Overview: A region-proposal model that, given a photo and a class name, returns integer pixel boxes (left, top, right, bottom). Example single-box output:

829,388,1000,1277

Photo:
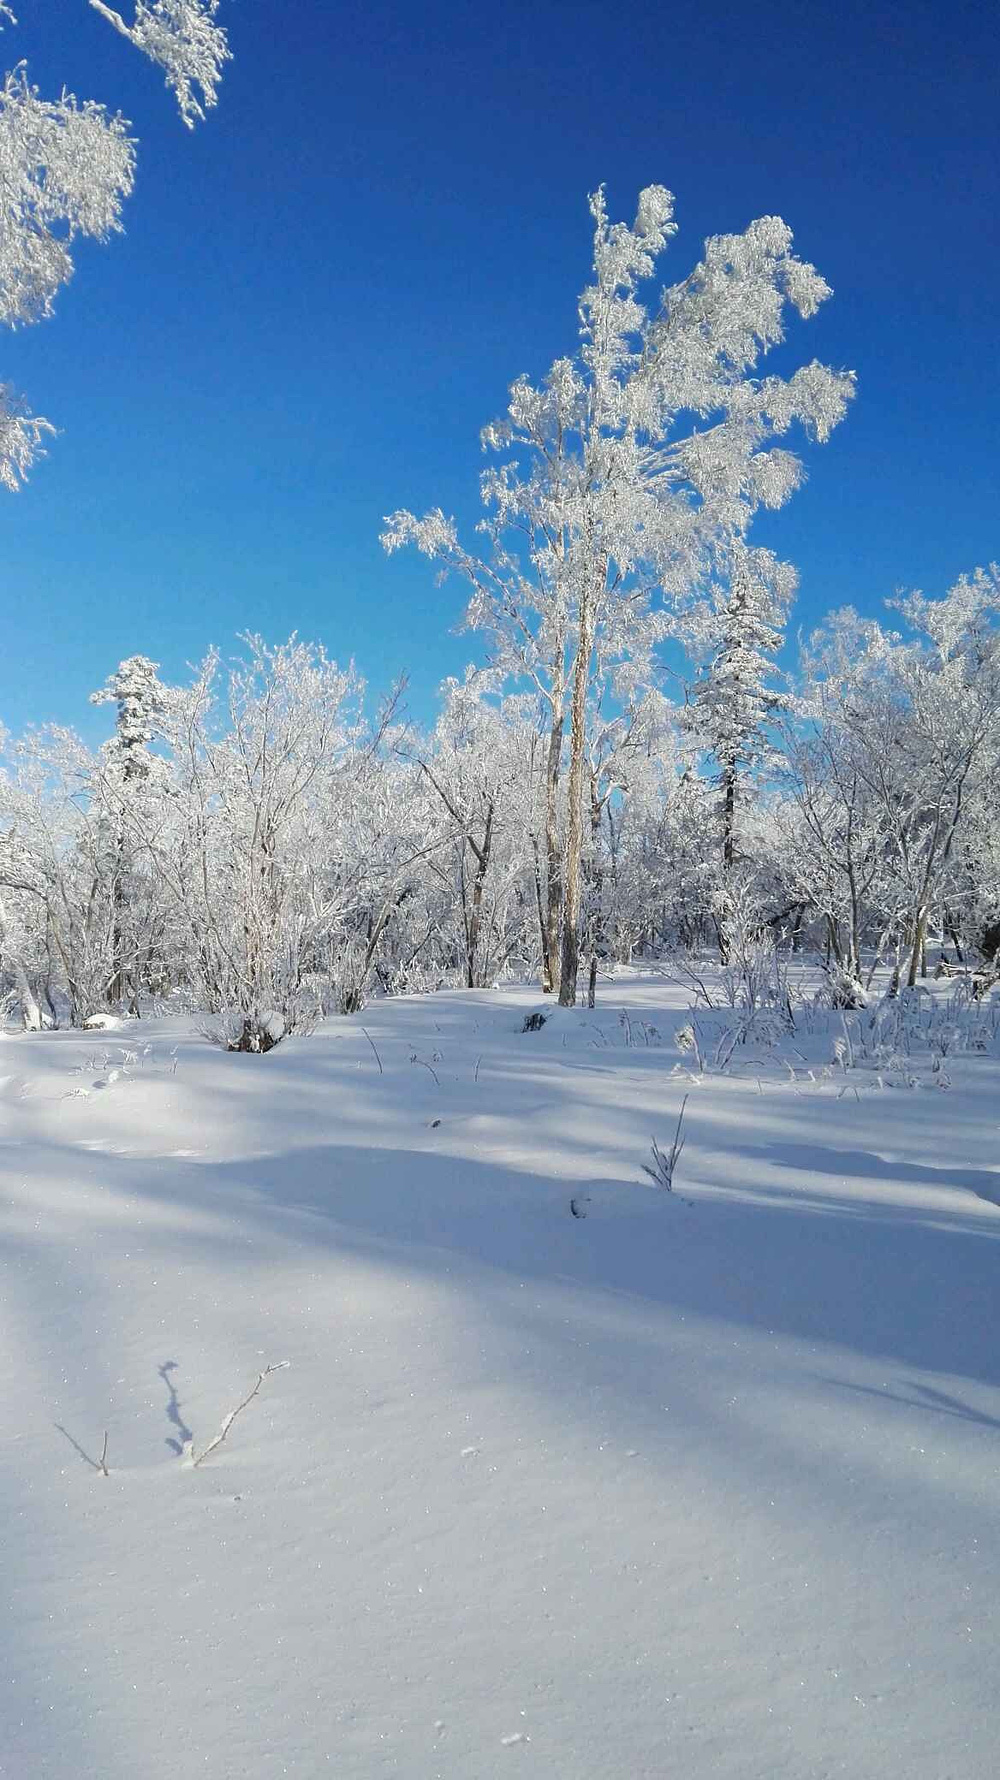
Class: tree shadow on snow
10,1131,999,1407
6,1117,1000,1778
739,1139,1000,1210
816,1377,1000,1430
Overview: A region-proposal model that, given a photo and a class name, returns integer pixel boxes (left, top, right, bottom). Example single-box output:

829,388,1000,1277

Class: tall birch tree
383,182,854,1003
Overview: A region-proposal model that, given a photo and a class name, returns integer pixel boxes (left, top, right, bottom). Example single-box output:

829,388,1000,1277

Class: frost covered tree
90,654,165,781
322,732,451,1015
887,568,1000,985
0,1,228,487
684,544,794,876
0,724,135,1024
87,655,170,1003
0,640,444,1037
0,837,41,1027
786,568,1000,986
153,637,369,1048
577,690,674,1004
782,612,896,977
384,181,854,1004
404,680,540,988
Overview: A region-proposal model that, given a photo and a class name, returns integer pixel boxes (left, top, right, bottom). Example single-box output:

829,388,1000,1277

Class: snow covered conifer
90,654,166,782
684,544,795,872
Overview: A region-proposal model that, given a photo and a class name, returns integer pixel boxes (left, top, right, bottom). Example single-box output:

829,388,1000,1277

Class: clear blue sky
3,0,997,740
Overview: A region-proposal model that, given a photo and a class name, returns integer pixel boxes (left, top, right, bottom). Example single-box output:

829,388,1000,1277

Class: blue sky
3,0,997,741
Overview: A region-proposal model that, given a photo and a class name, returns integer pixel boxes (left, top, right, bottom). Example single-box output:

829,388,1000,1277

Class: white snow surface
2,977,999,1778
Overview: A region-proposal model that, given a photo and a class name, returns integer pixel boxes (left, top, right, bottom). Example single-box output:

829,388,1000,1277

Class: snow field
2,978,999,1778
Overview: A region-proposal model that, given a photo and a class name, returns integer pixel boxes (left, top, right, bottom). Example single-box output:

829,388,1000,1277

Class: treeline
1,569,998,1047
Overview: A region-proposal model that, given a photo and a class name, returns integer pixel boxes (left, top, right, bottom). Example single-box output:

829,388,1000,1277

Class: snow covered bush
714,872,792,1023
822,964,869,1010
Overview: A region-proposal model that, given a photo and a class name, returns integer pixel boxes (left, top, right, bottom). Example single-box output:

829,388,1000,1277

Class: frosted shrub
713,874,794,1045
206,997,318,1055
823,964,868,1010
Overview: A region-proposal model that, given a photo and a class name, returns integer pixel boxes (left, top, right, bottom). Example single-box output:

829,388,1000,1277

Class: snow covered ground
2,976,999,1779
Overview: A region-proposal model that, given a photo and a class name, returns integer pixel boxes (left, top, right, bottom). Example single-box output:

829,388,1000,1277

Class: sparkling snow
2,978,998,1778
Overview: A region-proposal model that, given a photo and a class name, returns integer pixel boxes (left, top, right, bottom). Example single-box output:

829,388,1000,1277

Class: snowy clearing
2,976,999,1779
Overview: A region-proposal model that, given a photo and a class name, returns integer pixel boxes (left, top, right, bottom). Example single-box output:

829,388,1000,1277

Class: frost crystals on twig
189,1362,289,1468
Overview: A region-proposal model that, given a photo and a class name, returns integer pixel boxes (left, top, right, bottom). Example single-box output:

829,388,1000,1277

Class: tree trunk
341,885,413,1013
559,591,597,1007
465,800,494,988
543,704,564,995
585,772,605,1011
10,954,40,1029
530,834,548,986
945,919,964,965
864,923,892,990
848,878,861,977
721,756,737,872
906,908,928,989
107,828,129,1007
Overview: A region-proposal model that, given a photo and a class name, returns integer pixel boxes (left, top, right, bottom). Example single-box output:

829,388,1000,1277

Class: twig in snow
54,1423,110,1474
409,1052,440,1087
474,1053,482,1084
642,1096,688,1193
190,1363,289,1468
361,1026,383,1075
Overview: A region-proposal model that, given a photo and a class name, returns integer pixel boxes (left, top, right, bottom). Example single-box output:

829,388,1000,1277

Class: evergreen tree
685,546,794,871
90,654,166,782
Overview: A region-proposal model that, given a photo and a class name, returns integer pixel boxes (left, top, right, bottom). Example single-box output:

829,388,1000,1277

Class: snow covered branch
87,0,230,127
